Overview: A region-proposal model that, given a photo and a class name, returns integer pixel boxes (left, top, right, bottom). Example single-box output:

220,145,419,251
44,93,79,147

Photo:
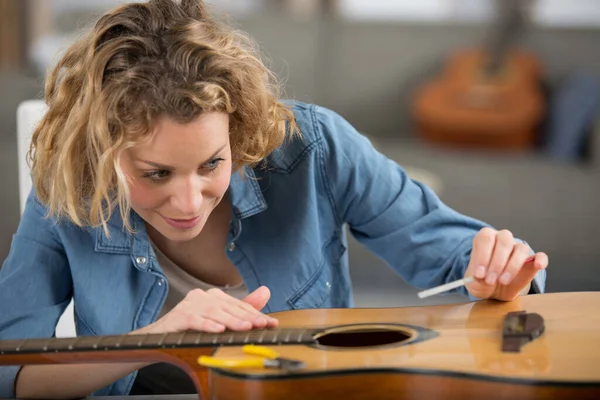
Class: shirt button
135,256,147,265
227,242,236,252
157,279,164,286
325,281,331,289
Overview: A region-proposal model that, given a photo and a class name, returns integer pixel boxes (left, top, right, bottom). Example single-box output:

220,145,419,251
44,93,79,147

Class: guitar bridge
501,310,545,353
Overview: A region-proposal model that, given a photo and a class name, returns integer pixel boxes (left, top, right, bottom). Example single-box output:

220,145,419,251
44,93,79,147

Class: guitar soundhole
315,326,412,348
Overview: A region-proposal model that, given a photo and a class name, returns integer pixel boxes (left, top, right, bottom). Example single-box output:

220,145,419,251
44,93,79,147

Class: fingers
242,286,271,311
486,230,515,285
198,305,254,331
466,227,549,301
193,288,276,329
532,252,548,270
210,286,278,328
507,252,548,289
495,252,547,301
498,243,531,286
149,286,278,334
208,287,264,317
242,286,278,327
468,227,495,279
185,315,227,333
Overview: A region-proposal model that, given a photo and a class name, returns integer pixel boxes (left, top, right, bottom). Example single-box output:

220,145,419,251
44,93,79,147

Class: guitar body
1,292,599,399
412,48,545,150
207,292,600,400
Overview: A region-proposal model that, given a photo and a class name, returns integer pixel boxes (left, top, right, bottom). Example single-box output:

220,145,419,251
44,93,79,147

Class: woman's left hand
465,228,548,301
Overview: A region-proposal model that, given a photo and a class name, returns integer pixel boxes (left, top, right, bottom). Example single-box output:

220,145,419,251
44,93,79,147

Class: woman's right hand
137,285,278,334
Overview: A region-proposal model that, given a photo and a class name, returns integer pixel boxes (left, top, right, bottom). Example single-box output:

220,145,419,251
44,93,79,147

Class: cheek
208,169,231,198
128,179,165,210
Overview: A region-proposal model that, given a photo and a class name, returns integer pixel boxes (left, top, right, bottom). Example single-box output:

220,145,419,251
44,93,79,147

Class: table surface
12,396,199,400
100,397,200,400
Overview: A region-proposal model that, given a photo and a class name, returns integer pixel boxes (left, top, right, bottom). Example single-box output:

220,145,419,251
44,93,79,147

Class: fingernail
475,266,486,279
486,272,497,285
499,272,511,285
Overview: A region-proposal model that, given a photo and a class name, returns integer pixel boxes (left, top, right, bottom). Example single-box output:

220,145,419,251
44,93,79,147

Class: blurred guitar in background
412,0,545,150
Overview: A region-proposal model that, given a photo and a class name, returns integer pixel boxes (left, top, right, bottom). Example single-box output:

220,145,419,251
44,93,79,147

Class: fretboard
0,328,318,356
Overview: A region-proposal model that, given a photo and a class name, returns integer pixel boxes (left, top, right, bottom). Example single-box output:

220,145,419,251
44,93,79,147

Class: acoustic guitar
1,292,599,400
411,0,545,150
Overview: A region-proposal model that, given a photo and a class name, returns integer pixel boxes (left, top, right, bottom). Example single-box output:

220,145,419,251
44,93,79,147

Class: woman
0,0,547,398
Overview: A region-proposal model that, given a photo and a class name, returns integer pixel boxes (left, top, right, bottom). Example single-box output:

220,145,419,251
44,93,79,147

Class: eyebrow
137,143,228,169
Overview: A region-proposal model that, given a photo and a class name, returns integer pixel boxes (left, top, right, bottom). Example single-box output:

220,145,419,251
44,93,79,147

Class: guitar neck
0,328,317,357
483,0,531,76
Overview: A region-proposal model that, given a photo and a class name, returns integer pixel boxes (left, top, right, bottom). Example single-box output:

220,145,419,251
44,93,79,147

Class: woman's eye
142,170,170,181
204,158,224,171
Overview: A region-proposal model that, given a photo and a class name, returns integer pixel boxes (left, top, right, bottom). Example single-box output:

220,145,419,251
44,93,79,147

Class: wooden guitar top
210,292,600,384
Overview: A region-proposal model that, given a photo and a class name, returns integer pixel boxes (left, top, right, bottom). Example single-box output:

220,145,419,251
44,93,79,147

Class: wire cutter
197,344,306,371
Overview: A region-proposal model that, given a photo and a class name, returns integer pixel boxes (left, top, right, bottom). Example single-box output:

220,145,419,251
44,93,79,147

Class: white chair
16,100,76,338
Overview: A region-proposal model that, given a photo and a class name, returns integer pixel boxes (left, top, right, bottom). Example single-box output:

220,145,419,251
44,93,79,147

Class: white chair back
16,100,76,338
16,100,47,215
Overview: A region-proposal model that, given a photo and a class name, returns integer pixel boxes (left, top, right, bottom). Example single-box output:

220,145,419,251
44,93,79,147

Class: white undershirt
150,240,249,318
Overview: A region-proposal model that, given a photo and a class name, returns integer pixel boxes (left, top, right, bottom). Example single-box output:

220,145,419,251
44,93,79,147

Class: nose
170,177,203,217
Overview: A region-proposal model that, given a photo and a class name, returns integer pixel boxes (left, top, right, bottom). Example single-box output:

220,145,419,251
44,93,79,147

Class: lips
162,214,203,230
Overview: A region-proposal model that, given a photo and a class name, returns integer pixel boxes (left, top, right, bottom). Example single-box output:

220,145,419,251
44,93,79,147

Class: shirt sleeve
0,189,73,398
313,105,546,297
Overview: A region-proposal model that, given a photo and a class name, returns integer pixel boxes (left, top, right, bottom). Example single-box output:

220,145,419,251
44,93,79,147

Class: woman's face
120,112,232,242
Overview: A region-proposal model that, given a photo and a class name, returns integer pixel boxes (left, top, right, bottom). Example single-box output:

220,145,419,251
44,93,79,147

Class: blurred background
1,0,599,308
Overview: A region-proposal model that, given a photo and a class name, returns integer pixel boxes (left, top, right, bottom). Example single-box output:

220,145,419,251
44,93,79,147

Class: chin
159,225,204,242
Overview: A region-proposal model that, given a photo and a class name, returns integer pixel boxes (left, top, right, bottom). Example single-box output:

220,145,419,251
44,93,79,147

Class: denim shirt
0,101,546,397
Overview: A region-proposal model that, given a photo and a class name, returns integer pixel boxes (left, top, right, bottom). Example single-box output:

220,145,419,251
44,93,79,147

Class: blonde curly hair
29,0,297,234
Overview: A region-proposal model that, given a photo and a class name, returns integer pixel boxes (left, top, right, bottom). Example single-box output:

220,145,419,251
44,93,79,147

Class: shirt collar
227,166,268,219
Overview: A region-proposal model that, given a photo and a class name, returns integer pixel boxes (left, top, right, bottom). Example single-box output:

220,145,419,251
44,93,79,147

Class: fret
29,338,54,351
270,331,279,343
96,335,124,350
49,337,75,352
163,332,184,347
71,335,103,351
114,335,126,348
0,339,24,354
14,339,28,352
193,332,203,346
177,332,188,346
106,335,127,349
156,332,168,347
296,329,306,343
67,337,80,351
1,338,39,354
42,338,57,352
243,333,250,344
117,334,148,349
166,332,185,347
94,336,108,350
0,339,21,354
227,332,235,344
138,333,153,348
284,329,292,343
257,330,266,344
138,332,164,347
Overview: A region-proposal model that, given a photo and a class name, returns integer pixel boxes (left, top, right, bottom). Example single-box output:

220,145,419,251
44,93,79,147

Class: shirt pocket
287,235,346,310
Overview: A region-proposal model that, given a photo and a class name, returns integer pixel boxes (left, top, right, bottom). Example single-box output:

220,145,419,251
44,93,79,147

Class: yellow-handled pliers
197,344,305,371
